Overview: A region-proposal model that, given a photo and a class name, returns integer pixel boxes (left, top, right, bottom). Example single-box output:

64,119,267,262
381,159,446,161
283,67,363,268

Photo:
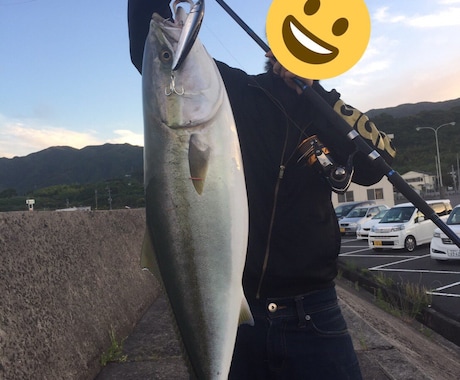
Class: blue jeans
229,287,363,379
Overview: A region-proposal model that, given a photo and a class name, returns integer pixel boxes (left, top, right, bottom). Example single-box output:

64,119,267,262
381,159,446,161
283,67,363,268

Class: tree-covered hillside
371,105,460,185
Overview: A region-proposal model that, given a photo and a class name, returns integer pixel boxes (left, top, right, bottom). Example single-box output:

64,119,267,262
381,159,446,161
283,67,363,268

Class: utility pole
416,121,456,195
457,154,460,193
449,165,457,192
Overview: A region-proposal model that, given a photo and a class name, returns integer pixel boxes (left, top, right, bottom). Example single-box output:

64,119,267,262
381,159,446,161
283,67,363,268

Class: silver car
356,209,389,240
334,200,376,220
339,205,389,236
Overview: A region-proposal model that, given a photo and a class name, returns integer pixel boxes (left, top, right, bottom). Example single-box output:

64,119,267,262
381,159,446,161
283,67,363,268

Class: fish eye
332,18,349,36
160,49,172,63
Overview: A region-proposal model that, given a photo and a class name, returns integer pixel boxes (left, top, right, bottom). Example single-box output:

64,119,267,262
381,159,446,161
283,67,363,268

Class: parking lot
339,237,460,323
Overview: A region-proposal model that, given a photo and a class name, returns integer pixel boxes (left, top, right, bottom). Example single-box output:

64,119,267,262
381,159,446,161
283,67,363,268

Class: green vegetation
372,274,432,322
371,106,460,185
0,176,144,212
339,262,432,322
100,327,128,366
1,103,459,211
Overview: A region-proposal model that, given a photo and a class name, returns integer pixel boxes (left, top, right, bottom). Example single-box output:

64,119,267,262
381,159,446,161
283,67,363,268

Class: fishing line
200,20,262,75
210,2,460,247
201,18,314,141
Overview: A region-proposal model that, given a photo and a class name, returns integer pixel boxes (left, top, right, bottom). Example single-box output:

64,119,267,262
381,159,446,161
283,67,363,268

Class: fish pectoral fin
141,229,161,280
239,295,255,326
188,133,210,195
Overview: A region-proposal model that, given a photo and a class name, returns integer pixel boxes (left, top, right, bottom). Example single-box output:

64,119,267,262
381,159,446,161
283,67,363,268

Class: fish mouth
282,15,338,64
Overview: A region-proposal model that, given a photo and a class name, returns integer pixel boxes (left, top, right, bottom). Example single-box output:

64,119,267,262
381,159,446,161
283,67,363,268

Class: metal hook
165,73,185,96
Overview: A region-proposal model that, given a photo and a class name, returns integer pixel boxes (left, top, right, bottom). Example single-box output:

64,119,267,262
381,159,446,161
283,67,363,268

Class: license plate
340,227,345,233
447,249,460,257
374,240,382,246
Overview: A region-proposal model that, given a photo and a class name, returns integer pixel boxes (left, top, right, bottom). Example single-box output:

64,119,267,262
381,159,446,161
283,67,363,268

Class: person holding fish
128,1,396,379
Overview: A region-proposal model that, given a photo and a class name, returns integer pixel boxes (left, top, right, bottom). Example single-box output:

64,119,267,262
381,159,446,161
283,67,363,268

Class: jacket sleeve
312,82,396,186
128,0,172,73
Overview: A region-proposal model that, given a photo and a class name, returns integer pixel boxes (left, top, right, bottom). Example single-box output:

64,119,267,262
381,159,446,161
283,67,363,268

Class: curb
337,261,460,347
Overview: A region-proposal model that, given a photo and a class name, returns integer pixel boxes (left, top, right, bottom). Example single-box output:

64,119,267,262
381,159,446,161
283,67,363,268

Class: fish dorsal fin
188,133,210,195
239,294,255,326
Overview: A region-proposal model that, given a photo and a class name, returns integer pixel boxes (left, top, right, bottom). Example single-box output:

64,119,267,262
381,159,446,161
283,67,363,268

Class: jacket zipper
255,163,286,299
248,81,312,299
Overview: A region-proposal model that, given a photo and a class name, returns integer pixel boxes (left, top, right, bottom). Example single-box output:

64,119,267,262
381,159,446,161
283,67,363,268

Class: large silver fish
141,3,253,379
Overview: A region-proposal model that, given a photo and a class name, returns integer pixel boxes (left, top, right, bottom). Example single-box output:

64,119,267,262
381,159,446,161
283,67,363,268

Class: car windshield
372,209,388,220
447,208,460,225
380,206,415,223
335,204,355,217
346,208,368,218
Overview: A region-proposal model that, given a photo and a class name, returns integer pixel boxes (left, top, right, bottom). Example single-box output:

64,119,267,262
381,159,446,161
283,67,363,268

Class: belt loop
294,296,307,328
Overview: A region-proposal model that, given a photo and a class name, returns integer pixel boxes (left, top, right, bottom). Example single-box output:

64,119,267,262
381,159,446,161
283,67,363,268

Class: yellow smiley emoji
266,0,371,79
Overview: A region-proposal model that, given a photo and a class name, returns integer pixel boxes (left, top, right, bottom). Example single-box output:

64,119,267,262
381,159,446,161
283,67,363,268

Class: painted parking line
339,248,374,256
427,282,460,298
370,268,460,275
369,254,431,270
340,252,415,259
368,257,460,298
429,292,460,298
339,241,411,256
340,248,460,274
369,255,460,274
340,240,460,301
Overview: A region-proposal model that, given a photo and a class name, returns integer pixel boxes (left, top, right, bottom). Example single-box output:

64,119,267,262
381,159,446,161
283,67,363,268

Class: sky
1,0,460,159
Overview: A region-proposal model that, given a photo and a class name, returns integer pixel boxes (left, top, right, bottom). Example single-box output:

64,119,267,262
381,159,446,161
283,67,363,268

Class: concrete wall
0,209,159,380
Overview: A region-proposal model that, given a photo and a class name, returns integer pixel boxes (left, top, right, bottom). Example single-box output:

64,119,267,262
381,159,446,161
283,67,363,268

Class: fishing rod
214,0,460,248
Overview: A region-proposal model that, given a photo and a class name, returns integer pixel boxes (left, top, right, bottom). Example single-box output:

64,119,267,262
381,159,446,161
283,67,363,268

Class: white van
368,200,452,252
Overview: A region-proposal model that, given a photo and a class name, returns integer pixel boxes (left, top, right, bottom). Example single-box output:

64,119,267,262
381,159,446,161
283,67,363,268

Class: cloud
327,35,394,90
328,54,460,112
406,7,460,27
0,115,143,159
374,4,460,28
374,7,406,24
108,130,143,147
351,35,397,76
439,0,460,4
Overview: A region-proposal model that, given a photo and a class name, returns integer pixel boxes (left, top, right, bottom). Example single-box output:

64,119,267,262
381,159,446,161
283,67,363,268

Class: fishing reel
297,135,354,194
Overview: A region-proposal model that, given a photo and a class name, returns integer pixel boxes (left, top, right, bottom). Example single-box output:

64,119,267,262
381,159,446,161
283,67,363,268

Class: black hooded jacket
128,0,396,299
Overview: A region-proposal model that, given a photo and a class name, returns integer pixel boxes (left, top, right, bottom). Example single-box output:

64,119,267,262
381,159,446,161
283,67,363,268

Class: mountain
366,98,460,119
1,98,459,195
369,99,460,179
0,144,143,194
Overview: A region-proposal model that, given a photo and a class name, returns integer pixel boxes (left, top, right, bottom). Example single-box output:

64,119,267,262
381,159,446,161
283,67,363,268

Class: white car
339,205,389,236
430,205,460,261
356,209,389,240
368,200,452,252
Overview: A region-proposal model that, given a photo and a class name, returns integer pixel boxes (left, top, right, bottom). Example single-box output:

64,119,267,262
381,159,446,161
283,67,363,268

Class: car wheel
404,235,416,252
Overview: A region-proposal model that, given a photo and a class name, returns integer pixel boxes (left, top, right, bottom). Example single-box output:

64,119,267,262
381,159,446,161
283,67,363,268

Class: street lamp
416,121,456,190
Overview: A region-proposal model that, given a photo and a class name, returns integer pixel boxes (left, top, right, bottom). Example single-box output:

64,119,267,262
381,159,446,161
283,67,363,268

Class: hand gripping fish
141,1,254,378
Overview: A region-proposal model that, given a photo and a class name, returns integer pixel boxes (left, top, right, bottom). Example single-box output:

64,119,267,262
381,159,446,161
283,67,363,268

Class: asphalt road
339,236,460,323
